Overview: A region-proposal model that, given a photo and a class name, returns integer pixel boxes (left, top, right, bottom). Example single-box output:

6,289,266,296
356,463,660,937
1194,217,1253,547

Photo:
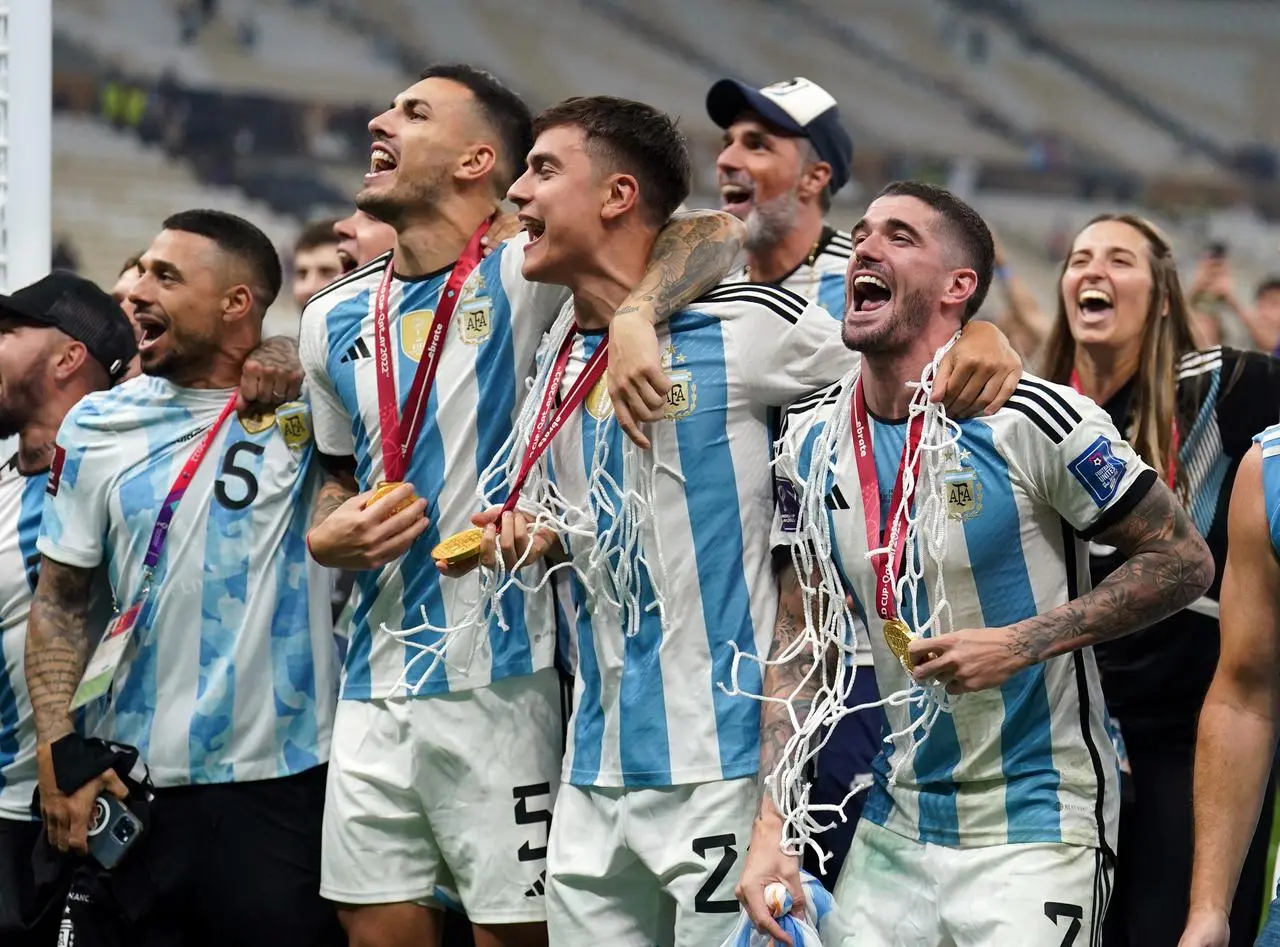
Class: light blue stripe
816,273,845,321
566,572,604,784
960,419,1062,843
0,473,46,797
269,461,322,775
675,317,759,780
189,426,261,782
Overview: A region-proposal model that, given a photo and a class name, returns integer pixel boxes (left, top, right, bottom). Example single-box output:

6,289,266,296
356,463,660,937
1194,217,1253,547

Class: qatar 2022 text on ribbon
370,219,491,511
850,375,924,670
431,330,609,565
70,391,240,710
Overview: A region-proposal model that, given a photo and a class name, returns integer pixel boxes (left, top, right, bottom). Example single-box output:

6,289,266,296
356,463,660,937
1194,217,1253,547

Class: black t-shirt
1091,347,1280,744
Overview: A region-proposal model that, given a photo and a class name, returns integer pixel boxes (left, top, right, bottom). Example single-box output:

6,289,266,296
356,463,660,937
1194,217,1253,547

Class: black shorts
58,765,343,947
0,816,65,946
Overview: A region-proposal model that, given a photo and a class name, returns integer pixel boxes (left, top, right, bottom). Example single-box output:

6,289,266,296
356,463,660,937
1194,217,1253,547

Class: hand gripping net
722,337,966,873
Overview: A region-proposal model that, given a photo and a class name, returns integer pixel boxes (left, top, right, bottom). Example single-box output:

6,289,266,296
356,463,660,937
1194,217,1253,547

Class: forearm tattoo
25,557,96,744
620,212,745,319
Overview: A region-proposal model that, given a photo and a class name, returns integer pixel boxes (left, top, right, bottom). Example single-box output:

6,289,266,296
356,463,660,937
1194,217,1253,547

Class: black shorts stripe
1018,377,1082,424
1004,399,1065,444
1009,385,1075,437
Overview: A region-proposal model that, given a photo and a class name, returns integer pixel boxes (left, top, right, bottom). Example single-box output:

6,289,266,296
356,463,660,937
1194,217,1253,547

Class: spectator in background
50,239,79,274
989,235,1051,363
291,218,343,311
331,208,395,273
1190,250,1280,355
1042,213,1280,947
109,253,144,381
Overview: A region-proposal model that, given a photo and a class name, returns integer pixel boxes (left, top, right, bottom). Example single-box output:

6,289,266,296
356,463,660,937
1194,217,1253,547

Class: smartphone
87,794,144,869
1206,240,1229,260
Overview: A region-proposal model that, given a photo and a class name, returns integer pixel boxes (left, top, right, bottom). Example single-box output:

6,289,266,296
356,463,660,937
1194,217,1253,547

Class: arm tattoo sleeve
25,557,96,744
1007,483,1215,663
312,469,358,529
758,563,836,816
620,211,746,320
248,335,301,371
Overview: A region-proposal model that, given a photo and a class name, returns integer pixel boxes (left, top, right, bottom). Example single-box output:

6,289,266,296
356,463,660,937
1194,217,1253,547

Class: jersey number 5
215,443,265,511
513,783,553,863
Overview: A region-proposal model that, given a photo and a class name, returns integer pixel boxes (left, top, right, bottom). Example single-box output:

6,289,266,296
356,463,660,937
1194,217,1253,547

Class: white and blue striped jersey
547,284,856,788
1257,423,1280,556
773,373,1155,851
37,377,338,788
0,454,46,819
728,226,851,320
299,234,568,699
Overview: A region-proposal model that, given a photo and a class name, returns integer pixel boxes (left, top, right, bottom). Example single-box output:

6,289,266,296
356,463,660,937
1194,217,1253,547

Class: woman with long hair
1044,213,1280,947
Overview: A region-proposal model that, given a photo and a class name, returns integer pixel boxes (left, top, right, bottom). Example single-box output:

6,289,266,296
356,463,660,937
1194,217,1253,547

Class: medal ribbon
850,376,924,622
1069,369,1178,486
373,220,492,483
501,331,609,513
142,391,240,575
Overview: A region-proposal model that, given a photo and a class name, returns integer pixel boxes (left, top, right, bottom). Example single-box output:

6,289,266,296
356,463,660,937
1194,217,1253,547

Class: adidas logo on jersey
524,870,547,899
340,338,373,363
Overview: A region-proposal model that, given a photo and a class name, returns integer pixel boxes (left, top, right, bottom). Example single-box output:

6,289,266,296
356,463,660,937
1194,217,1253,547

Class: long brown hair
1041,214,1199,493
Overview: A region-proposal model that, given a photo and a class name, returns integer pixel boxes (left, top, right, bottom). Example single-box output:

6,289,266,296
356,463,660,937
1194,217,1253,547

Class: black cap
707,77,854,195
0,271,137,382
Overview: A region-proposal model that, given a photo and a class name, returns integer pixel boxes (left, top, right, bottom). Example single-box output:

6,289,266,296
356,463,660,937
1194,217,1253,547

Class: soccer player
1179,425,1280,947
292,217,344,311
25,210,343,947
333,208,396,274
300,66,745,947
473,97,1018,947
0,273,136,947
739,182,1214,946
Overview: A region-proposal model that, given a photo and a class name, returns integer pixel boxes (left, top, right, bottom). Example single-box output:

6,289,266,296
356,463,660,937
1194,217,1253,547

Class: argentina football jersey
300,234,570,699
37,376,337,787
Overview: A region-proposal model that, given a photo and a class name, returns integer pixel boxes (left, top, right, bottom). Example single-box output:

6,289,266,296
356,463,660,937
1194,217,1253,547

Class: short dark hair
294,218,340,256
1257,276,1280,300
532,96,691,226
420,63,532,194
162,209,283,314
877,181,994,322
118,253,142,277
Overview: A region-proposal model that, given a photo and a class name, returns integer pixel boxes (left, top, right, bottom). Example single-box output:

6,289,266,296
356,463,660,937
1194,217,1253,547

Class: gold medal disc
431,527,484,565
883,617,916,669
371,480,415,515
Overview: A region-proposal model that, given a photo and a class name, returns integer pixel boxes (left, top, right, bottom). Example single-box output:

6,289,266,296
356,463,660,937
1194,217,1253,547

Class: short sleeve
298,302,355,457
36,402,113,569
717,288,857,407
1005,379,1157,538
496,233,572,337
770,410,826,549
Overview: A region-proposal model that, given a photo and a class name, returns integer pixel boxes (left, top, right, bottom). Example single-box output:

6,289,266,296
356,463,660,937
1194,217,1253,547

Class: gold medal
370,480,415,515
883,617,916,669
431,526,484,565
239,411,275,434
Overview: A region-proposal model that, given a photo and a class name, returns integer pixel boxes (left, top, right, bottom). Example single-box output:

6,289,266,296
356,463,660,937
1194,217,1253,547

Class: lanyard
141,391,239,585
850,376,924,622
1069,369,1179,486
372,220,491,483
501,331,609,513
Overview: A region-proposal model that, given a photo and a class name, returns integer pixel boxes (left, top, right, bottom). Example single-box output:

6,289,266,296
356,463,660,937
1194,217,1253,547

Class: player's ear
942,268,978,311
222,284,255,324
51,339,92,382
600,172,639,222
457,143,497,186
798,160,832,204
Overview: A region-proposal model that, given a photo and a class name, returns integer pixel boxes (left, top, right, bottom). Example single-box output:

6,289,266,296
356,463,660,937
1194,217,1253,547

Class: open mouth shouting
134,310,170,352
520,214,546,248
850,270,894,314
1076,286,1115,323
719,178,755,217
365,141,399,186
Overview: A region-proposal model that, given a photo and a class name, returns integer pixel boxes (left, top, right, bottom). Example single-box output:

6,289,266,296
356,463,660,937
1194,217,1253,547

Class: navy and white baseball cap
707,77,854,194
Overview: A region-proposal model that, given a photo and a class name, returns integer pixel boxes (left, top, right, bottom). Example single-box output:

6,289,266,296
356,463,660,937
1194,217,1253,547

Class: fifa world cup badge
943,451,982,521
239,411,275,435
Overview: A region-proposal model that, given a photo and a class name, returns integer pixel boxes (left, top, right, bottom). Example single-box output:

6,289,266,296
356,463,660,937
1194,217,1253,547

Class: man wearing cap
707,76,883,890
0,271,135,946
25,211,343,946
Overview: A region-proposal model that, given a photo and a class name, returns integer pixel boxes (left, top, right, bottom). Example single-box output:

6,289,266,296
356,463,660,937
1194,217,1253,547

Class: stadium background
6,0,1280,907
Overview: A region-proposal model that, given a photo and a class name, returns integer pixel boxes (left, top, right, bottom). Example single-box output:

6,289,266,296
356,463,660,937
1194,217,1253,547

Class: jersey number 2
1044,902,1083,947
692,835,739,914
215,443,264,510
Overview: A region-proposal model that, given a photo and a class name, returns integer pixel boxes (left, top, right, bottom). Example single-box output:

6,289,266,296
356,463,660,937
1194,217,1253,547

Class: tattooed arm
908,480,1214,692
238,336,304,413
306,454,430,570
734,559,834,940
610,210,747,448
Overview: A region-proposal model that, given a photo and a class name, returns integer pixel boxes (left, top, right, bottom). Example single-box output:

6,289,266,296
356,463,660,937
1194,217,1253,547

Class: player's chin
519,240,557,283
842,312,894,352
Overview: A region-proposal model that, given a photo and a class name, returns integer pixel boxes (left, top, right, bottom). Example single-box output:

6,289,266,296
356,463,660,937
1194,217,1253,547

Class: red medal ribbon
501,331,609,513
372,220,492,482
850,376,924,622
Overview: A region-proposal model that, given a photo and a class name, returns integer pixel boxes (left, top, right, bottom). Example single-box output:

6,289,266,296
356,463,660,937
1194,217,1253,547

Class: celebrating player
26,210,343,946
0,273,136,947
300,66,745,947
1178,425,1280,947
465,97,1019,946
740,182,1213,946
292,218,345,311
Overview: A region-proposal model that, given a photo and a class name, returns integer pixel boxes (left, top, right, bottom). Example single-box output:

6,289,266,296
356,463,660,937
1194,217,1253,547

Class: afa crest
585,369,612,420
275,402,313,449
400,309,435,362
944,462,982,521
457,298,492,345
663,370,695,420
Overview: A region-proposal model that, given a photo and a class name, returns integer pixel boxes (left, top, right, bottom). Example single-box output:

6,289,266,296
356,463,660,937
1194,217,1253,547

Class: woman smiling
1043,214,1280,947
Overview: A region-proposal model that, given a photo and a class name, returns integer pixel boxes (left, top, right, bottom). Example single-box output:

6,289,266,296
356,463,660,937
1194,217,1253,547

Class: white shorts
546,778,756,947
320,667,566,924
833,820,1113,947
